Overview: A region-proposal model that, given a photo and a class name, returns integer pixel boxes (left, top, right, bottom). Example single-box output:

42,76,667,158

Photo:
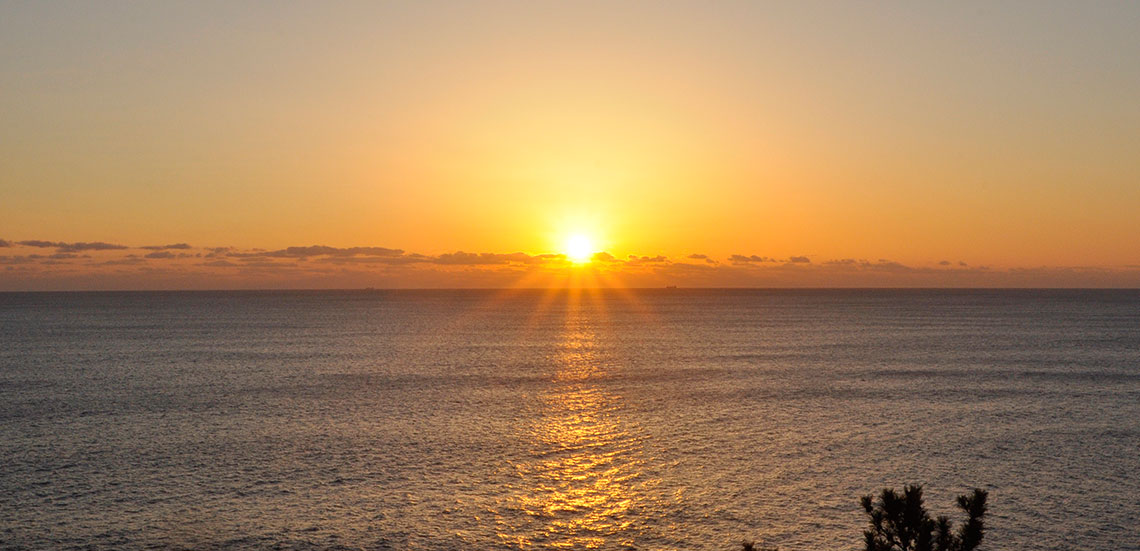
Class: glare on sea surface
500,301,646,549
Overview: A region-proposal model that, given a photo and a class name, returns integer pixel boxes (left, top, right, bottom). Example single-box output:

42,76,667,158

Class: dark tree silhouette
740,540,777,551
860,485,987,551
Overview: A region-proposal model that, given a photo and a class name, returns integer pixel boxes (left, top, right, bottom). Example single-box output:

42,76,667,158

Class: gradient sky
2,2,1139,289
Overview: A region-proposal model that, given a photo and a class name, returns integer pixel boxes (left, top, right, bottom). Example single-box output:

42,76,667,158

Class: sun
564,234,595,263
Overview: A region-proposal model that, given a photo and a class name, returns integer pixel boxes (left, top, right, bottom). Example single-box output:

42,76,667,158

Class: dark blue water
2,289,1138,550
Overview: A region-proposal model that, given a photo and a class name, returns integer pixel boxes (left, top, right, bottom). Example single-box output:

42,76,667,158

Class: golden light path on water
497,294,654,549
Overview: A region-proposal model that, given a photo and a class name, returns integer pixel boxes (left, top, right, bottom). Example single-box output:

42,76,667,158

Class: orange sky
2,2,1139,289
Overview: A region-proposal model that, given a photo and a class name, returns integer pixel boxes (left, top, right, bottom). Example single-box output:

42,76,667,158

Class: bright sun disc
564,234,594,263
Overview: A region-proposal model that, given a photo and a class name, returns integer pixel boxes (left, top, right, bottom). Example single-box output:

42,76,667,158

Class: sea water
2,289,1138,550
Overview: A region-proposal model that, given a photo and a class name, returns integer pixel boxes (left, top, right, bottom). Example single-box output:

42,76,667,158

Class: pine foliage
860,485,987,551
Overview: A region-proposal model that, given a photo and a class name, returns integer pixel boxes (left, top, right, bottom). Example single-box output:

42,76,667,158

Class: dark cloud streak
433,251,540,265
140,243,192,250
16,240,128,252
730,254,772,263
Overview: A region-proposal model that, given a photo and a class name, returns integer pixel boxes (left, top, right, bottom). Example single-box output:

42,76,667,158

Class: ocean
1,289,1138,550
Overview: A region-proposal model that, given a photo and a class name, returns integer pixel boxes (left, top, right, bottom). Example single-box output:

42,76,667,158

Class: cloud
823,258,914,272
433,251,539,265
687,253,719,265
8,237,1140,290
316,253,429,265
270,245,403,258
100,257,147,266
16,240,56,248
1,253,86,265
0,256,36,265
729,254,772,263
66,242,127,252
627,255,668,263
225,259,290,269
16,240,59,248
16,240,128,252
227,245,405,259
867,259,913,272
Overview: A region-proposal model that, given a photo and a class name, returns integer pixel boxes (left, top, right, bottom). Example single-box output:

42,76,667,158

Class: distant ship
664,285,678,289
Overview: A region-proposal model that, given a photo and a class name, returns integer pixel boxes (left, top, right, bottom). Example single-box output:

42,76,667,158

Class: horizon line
4,286,1140,294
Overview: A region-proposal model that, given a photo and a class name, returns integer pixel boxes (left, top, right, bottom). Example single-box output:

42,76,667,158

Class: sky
2,1,1139,289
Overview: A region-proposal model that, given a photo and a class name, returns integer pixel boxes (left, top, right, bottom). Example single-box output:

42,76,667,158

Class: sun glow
564,234,595,264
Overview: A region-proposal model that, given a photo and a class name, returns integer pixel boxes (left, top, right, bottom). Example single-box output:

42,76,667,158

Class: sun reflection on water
498,301,649,549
